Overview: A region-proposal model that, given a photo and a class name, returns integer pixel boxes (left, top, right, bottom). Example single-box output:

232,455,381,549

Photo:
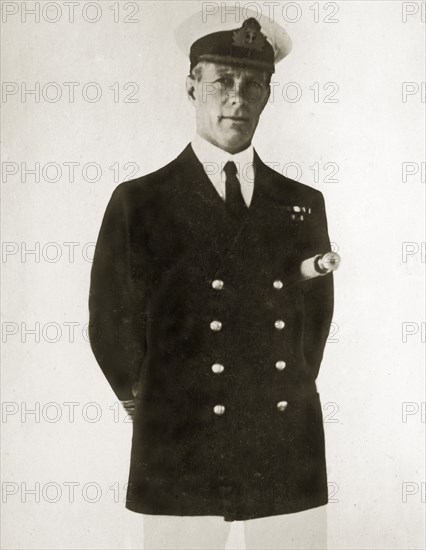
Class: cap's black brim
195,54,275,74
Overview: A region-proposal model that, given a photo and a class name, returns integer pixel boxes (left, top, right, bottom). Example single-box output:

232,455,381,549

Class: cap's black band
190,28,275,73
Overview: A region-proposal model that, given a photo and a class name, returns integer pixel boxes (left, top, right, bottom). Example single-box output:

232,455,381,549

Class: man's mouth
219,116,249,122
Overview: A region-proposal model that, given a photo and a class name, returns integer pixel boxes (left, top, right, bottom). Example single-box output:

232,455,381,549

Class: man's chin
216,132,252,153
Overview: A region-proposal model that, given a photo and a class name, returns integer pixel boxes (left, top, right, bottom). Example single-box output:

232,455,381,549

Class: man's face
186,62,271,154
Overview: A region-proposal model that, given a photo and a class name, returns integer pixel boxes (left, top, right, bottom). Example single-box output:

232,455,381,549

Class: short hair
189,61,272,87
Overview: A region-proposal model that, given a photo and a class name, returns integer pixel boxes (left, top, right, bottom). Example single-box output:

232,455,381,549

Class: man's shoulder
114,156,183,195
111,145,192,201
259,160,324,202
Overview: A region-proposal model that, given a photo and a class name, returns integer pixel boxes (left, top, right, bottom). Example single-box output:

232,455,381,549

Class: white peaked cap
175,4,293,71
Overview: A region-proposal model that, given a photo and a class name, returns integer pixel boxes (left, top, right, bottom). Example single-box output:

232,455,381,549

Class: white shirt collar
191,133,254,178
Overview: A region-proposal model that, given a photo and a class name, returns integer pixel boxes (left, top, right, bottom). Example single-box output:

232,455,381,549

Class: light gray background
1,1,425,548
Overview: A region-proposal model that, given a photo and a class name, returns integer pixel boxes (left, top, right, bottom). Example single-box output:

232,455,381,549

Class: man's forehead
203,62,266,79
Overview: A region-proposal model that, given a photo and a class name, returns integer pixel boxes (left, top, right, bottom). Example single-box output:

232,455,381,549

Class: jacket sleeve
88,184,147,401
301,191,335,380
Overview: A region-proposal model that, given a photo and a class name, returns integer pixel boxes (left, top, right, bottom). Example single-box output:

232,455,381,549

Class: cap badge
232,18,266,53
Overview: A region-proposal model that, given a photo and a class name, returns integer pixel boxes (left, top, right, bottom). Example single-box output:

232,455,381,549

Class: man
89,6,334,546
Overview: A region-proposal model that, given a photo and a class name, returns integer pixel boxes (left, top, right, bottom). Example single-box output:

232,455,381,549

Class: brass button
212,279,224,290
274,320,285,330
210,320,222,331
214,405,225,415
277,401,288,412
275,361,286,371
212,363,225,374
273,280,283,289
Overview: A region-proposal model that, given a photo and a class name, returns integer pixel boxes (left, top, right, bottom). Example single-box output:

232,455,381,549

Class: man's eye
216,77,234,87
247,81,263,90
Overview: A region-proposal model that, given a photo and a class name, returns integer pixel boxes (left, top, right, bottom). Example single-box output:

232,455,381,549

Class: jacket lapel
173,144,299,280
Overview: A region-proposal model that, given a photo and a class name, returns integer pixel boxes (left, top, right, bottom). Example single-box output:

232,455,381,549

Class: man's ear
186,75,197,104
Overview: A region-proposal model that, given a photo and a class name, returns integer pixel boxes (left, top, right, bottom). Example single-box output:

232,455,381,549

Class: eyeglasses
206,77,269,102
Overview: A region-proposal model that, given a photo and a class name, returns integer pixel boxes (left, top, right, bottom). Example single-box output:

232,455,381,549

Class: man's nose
225,82,246,105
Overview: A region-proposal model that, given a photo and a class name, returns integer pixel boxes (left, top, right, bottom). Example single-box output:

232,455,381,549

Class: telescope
300,252,341,280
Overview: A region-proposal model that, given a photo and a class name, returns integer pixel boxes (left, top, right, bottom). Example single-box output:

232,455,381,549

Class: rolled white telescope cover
300,252,341,280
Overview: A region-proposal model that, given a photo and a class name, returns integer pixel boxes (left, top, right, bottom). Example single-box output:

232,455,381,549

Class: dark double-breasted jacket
88,144,334,522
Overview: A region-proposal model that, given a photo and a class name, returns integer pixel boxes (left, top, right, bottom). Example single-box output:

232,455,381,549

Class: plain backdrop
1,1,425,548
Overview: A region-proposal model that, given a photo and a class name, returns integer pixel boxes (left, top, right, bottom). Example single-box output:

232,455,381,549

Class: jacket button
212,363,225,374
210,320,222,331
274,320,285,330
212,279,224,290
275,360,286,371
273,280,283,289
214,405,225,415
277,401,288,412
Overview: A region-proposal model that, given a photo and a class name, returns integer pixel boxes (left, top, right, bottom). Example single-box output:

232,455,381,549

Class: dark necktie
224,161,248,221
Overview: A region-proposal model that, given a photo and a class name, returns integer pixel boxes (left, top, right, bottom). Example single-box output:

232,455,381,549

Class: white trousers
142,505,327,550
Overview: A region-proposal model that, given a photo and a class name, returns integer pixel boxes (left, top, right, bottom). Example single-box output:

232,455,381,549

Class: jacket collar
176,143,276,204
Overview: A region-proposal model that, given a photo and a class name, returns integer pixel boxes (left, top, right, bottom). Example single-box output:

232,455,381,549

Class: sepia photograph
1,1,425,549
